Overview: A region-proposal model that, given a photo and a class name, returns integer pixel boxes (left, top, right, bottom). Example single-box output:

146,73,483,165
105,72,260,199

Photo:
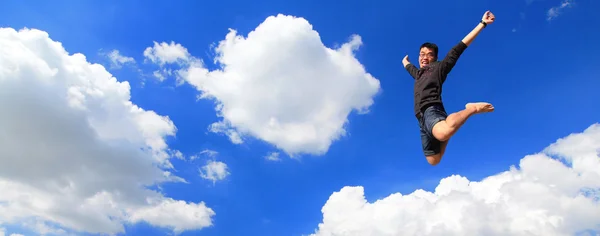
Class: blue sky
0,0,599,235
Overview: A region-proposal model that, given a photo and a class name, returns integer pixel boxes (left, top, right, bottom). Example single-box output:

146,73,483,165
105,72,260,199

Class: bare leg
432,102,494,142
424,102,491,166
426,140,448,166
439,140,449,156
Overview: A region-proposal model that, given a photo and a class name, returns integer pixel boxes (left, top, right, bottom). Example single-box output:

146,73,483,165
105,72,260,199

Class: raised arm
441,11,495,74
462,11,495,46
403,55,419,79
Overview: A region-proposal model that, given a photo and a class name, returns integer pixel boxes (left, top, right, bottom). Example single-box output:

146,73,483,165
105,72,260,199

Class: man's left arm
440,41,468,75
441,11,495,74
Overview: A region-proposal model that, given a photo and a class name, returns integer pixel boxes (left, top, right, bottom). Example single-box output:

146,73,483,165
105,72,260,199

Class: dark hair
420,42,438,58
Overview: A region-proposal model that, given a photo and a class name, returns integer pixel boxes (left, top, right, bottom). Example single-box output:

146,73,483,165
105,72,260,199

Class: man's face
419,47,436,68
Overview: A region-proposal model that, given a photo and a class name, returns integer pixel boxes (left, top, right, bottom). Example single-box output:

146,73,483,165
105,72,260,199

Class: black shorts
418,104,448,156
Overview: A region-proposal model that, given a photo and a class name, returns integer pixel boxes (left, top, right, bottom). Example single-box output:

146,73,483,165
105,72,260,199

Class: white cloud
310,123,600,236
0,229,20,236
0,27,215,235
172,150,185,160
200,149,219,158
128,198,214,234
151,68,175,82
0,230,23,236
264,152,281,161
200,160,230,184
189,149,219,161
106,49,135,68
143,41,191,81
143,41,191,66
547,0,574,21
145,14,381,157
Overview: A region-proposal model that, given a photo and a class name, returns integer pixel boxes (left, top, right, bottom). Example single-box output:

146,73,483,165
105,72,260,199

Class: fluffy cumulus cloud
143,41,191,66
143,41,192,82
0,27,215,235
310,123,600,236
144,14,381,157
200,160,230,184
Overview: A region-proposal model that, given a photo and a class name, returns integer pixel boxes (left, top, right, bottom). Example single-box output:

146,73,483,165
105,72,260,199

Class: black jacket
405,41,468,117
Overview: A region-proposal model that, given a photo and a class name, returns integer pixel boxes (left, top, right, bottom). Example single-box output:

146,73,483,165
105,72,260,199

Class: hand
402,55,410,65
482,10,495,24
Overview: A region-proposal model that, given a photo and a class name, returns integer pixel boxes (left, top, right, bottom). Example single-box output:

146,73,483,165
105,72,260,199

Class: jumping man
402,11,496,166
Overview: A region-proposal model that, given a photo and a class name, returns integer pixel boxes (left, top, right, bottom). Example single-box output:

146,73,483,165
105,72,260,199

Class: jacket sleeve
440,41,468,75
405,63,419,79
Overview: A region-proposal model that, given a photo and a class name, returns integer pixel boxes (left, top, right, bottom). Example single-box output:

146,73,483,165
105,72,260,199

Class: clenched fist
402,55,410,66
482,11,495,24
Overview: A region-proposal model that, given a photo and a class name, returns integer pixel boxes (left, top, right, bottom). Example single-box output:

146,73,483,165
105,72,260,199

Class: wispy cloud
547,0,574,21
515,0,575,32
264,152,281,161
98,48,156,88
105,49,136,69
190,149,219,161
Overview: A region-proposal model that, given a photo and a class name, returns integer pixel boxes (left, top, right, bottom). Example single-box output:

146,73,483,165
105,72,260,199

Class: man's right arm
404,63,419,79
402,55,419,79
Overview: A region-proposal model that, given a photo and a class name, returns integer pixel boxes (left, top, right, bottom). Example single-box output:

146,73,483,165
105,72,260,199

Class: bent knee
426,154,442,166
432,123,451,142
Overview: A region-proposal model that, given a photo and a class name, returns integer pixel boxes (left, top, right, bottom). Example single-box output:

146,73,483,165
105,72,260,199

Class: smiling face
419,42,438,68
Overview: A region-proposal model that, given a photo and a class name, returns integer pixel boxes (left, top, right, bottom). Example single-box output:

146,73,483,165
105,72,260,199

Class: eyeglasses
419,53,435,58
